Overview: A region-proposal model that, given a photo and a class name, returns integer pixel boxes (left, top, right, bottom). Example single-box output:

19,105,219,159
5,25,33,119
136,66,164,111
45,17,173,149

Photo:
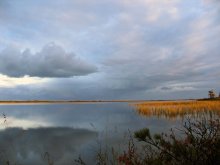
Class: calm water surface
0,103,182,164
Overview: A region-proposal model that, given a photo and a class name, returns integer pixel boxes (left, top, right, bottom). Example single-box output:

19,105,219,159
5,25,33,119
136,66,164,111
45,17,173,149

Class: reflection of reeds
132,100,220,119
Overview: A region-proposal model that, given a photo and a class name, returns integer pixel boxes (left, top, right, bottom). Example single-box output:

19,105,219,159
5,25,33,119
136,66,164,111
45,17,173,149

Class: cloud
160,84,196,91
0,0,9,19
120,0,180,22
0,0,9,8
0,43,97,78
0,74,47,88
0,0,220,100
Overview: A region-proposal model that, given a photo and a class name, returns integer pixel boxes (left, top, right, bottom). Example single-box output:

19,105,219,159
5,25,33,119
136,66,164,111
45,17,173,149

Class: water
0,103,183,164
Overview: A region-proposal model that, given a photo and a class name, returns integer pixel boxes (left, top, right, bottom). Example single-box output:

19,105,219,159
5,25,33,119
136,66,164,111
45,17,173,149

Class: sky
0,0,220,100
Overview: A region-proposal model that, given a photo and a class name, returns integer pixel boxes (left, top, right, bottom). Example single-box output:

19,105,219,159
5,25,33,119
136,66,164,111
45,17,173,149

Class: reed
132,100,220,119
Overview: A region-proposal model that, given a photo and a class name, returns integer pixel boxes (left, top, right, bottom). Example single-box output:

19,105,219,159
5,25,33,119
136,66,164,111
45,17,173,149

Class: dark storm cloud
0,127,97,165
0,43,97,78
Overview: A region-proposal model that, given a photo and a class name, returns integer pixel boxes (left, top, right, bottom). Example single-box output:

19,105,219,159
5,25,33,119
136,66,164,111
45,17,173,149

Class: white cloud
0,74,47,88
119,0,180,22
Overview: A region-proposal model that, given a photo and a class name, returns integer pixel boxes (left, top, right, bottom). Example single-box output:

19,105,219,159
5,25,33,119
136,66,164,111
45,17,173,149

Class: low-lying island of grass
132,100,220,119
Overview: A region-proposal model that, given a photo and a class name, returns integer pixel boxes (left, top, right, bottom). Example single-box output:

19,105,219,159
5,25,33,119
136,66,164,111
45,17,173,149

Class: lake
0,102,195,164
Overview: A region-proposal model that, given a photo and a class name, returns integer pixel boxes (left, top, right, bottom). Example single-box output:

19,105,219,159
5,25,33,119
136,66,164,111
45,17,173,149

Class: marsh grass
132,100,220,119
118,116,220,165
75,115,220,165
42,152,54,165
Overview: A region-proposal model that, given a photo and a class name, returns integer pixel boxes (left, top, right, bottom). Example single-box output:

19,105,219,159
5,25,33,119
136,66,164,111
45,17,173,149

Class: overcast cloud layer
0,0,220,100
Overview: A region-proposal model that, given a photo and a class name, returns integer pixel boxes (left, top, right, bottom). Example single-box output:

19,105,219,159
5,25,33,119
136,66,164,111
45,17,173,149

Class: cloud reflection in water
0,127,97,165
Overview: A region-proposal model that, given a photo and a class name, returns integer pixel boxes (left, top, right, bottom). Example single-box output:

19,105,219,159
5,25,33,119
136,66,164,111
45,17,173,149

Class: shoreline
0,100,151,104
0,99,197,105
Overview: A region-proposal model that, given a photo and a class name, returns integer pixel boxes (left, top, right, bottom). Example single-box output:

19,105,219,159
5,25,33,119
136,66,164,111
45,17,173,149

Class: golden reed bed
132,100,220,119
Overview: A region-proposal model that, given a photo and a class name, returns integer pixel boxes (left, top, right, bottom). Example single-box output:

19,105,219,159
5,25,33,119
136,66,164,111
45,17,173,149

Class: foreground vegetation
132,100,220,119
81,116,220,165
127,117,220,165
